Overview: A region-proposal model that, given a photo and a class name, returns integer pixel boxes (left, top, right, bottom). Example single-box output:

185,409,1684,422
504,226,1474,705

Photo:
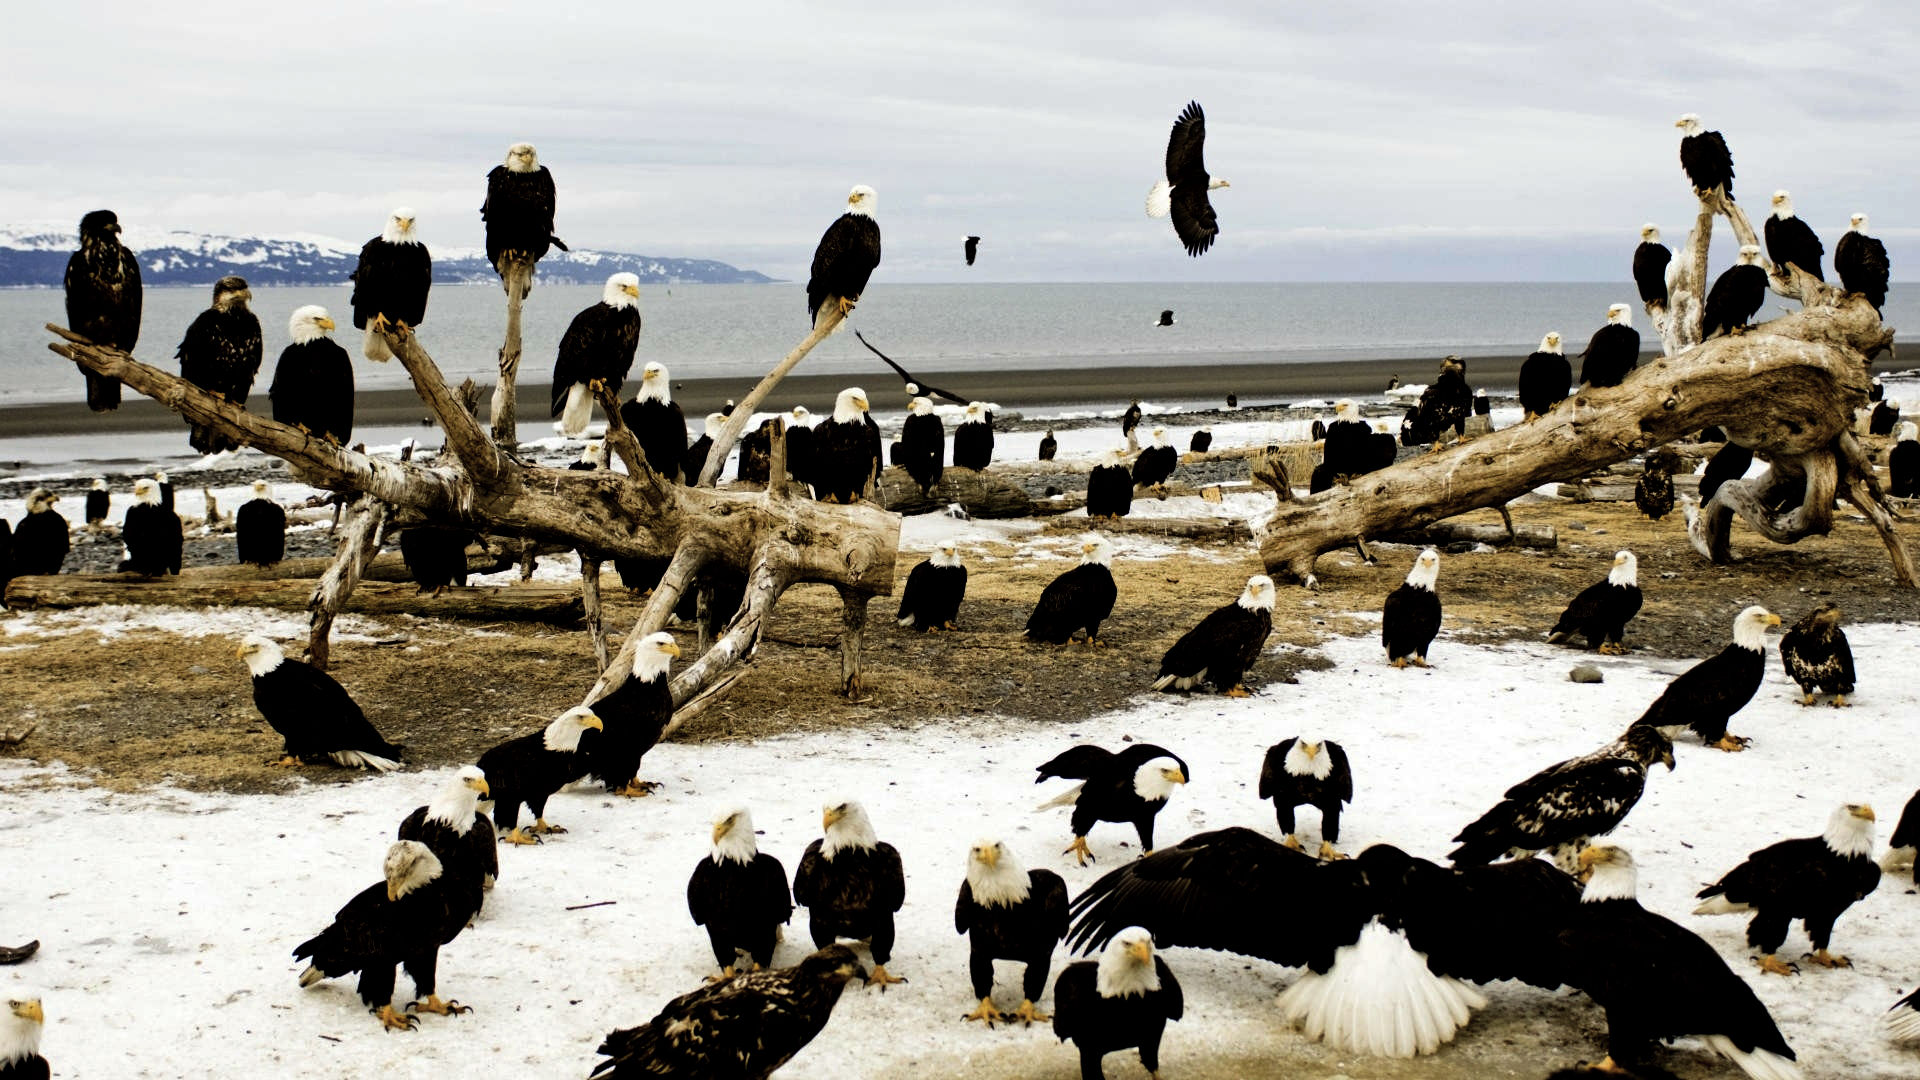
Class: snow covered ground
3,620,1918,1078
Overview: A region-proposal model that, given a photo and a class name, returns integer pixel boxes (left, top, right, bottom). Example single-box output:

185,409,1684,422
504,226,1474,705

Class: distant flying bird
963,235,980,266
1156,309,1175,327
175,275,262,454
552,273,643,438
481,142,568,296
63,209,142,411
1633,224,1672,307
1835,213,1889,312
1675,113,1734,201
1518,332,1570,419
270,306,353,444
1579,305,1640,389
1702,246,1768,338
854,330,971,405
351,208,431,362
1764,191,1824,282
806,185,882,329
1146,101,1229,256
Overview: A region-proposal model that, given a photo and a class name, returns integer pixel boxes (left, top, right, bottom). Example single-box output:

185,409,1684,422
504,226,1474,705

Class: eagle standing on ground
1025,535,1118,644
1890,422,1919,497
396,766,497,927
1322,399,1374,476
1,994,46,1079
237,634,402,770
811,388,882,503
1036,743,1188,866
1635,451,1678,520
1699,442,1753,502
1052,927,1184,1080
64,209,141,411
350,208,431,363
475,707,602,844
957,839,1069,1028
1676,114,1735,200
688,806,793,979
120,478,181,576
1836,212,1889,311
1410,356,1472,446
683,412,725,485
1382,547,1442,668
1121,400,1143,442
1518,332,1570,419
1038,429,1058,461
1152,574,1274,696
792,799,908,987
1884,790,1920,881
1189,427,1212,453
953,400,995,470
1633,224,1672,307
400,527,474,594
235,480,285,567
12,491,68,576
553,273,642,438
1085,446,1134,519
1258,736,1352,859
1131,426,1177,491
292,841,470,1032
1146,100,1229,257
618,361,688,482
897,540,966,632
1780,603,1854,706
579,632,680,797
1695,803,1880,976
1448,725,1674,871
1703,245,1768,338
270,305,353,443
807,185,881,329
1548,550,1642,653
481,142,567,296
1765,191,1824,281
1870,397,1900,437
1579,304,1639,389
84,478,110,525
175,275,262,454
900,396,944,494
590,945,866,1080
1632,605,1779,752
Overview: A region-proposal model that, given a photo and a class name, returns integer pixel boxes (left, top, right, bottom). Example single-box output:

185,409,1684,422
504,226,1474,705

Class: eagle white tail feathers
298,964,325,988
362,325,393,363
1702,1035,1804,1080
1692,894,1749,916
1275,920,1485,1058
330,749,401,773
1037,783,1085,811
1145,180,1173,219
561,384,594,438
1151,672,1178,691
1880,844,1916,874
1887,999,1920,1042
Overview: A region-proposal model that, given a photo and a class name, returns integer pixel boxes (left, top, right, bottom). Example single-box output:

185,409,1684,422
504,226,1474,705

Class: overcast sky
3,2,1913,282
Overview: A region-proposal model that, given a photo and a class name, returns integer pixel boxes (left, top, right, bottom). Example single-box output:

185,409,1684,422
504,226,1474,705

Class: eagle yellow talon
375,1004,418,1031
1064,836,1095,866
1012,999,1049,1025
1319,842,1348,861
1805,948,1851,969
1830,695,1848,708
1712,734,1750,752
1756,954,1800,976
705,966,738,985
408,995,470,1016
837,297,857,318
1281,834,1303,851
1223,685,1251,698
1797,692,1815,706
1598,642,1627,656
611,781,660,798
501,828,541,846
531,818,568,835
268,755,302,768
962,996,1005,1027
1389,657,1408,669
865,964,905,990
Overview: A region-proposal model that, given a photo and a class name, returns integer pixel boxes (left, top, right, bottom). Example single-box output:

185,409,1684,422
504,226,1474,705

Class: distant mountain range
0,224,774,287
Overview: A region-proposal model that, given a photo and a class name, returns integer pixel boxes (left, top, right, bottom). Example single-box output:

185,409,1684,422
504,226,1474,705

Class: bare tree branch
696,306,845,487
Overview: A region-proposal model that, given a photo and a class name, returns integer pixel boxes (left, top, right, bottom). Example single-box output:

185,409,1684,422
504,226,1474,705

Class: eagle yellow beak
976,845,998,868
823,806,845,831
469,776,491,797
1764,613,1782,627
1127,939,1153,965
1577,846,1606,870
387,883,402,902
712,818,732,845
1170,769,1188,785
16,999,43,1024
623,285,639,298
663,642,682,658
317,316,336,331
583,713,605,732
1302,743,1318,759
1854,805,1877,822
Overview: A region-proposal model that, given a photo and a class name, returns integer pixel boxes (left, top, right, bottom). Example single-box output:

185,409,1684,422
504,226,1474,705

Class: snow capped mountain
0,223,773,287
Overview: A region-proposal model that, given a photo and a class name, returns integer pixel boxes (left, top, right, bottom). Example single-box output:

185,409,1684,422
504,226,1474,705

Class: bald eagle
1764,191,1824,281
897,541,966,632
235,480,285,567
270,306,353,444
481,142,567,296
1410,356,1472,446
1122,400,1143,441
1835,213,1889,312
350,208,431,362
579,632,680,797
570,441,607,472
1699,442,1753,502
1258,736,1352,859
293,841,470,1031
618,362,688,483
590,945,866,1079
1382,548,1442,667
1130,427,1177,491
1085,447,1134,519
1890,985,1920,1044
1039,429,1058,461
1675,114,1735,200
953,400,995,471
683,412,725,487
475,707,602,845
1633,225,1671,307
1892,423,1920,498
1548,550,1642,653
1885,790,1920,881
1870,397,1901,437
1632,605,1778,752
957,839,1069,1028
1695,804,1880,977
1189,428,1211,453
900,397,945,494
63,209,141,411
1036,742,1188,866
792,800,907,987
553,274,642,438
84,478,109,526
237,635,401,770
1579,305,1639,389
1053,928,1184,1079
1025,535,1117,644
963,235,980,266
687,806,792,978
1635,453,1677,520
1,993,45,1078
811,388,882,503
1703,246,1767,339
1321,399,1374,476
807,186,881,329
784,406,817,491
174,275,262,454
1448,725,1674,871
396,766,497,929
1779,603,1854,706
1152,574,1274,696
1146,101,1229,257
853,328,971,406
120,478,181,576
400,527,474,595
12,491,68,576
1517,333,1570,420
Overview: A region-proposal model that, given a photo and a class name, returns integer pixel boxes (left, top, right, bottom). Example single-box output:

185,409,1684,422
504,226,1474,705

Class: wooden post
580,557,610,674
836,584,868,700
490,258,533,447
307,496,387,670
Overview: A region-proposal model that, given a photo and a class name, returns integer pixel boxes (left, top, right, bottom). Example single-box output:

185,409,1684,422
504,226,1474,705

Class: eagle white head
132,478,161,506
789,405,814,427
250,479,272,500
578,441,606,467
1577,844,1639,903
1096,927,1162,998
701,412,727,439
1607,304,1632,326
25,488,55,514
542,706,603,752
1731,605,1782,651
631,630,682,682
1284,736,1334,779
1334,399,1359,422
1609,549,1638,587
1736,244,1762,265
932,539,962,568
1237,574,1275,612
833,387,870,423
1770,190,1795,218
3,993,45,1062
1405,547,1440,590
1079,534,1114,566
821,798,879,858
1887,397,1903,411
845,184,877,218
383,207,420,245
965,838,1032,907
505,142,539,172
1133,755,1187,801
1850,212,1869,232
963,400,987,422
637,361,670,404
288,304,336,344
603,272,641,309
1539,331,1563,353
1674,113,1704,135
426,765,492,831
1639,223,1661,244
235,634,288,676
1823,803,1877,858
1149,426,1169,447
1897,422,1918,443
710,805,759,865
909,396,933,416
383,840,443,902
91,477,108,492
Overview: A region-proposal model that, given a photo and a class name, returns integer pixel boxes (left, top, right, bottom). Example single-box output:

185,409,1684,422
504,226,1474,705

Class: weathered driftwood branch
695,307,845,487
580,558,610,674
307,497,389,669
489,258,534,446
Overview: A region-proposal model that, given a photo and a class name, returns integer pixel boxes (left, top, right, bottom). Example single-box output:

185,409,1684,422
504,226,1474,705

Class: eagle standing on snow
1382,547,1442,668
792,799,908,988
1085,447,1134,520
1632,605,1778,752
396,766,497,930
553,273,642,438
579,632,680,797
176,275,262,454
1547,550,1642,653
1675,113,1735,201
687,806,793,979
1633,224,1671,307
811,388,882,503
1448,725,1674,872
350,208,431,363
235,480,285,567
618,362,689,483
481,142,568,296
807,185,881,330
1146,100,1229,257
1764,190,1824,281
1779,603,1854,706
1152,574,1274,696
119,478,181,576
1579,304,1639,389
956,839,1069,1028
236,635,402,771
1694,803,1880,976
1025,535,1118,645
1257,736,1352,859
897,540,966,632
269,305,353,443
1035,743,1188,866
1517,332,1570,420
1052,927,1184,1080
64,209,142,411
475,707,602,845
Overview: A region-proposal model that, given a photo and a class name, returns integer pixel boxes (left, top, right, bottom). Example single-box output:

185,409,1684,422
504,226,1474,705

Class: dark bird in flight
1146,101,1229,256
963,235,980,266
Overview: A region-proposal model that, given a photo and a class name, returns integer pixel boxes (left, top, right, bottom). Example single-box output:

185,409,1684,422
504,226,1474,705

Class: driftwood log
488,258,534,446
3,575,585,622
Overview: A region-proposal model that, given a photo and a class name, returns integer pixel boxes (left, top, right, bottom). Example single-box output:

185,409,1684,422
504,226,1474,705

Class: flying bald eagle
270,305,353,444
1382,547,1442,668
1258,736,1352,860
897,540,966,632
953,400,995,471
481,142,568,296
1131,427,1177,491
396,766,497,930
1,993,46,1078
1547,550,1642,653
1633,224,1671,307
64,209,142,411
1632,605,1778,752
1052,928,1184,1079
553,273,642,438
400,527,474,595
12,490,68,576
1146,101,1229,256
350,208,431,363
1764,191,1824,282
618,361,689,482
1703,246,1768,339
688,806,793,979
963,235,980,266
175,275,262,454
1153,574,1274,696
293,841,470,1032
1835,213,1889,312
475,707,602,845
1448,725,1674,871
1035,742,1188,866
811,388,882,503
1579,305,1639,389
590,945,866,1080
1025,535,1117,644
807,186,881,329
854,329,971,406
1085,447,1134,520
235,480,285,567
683,412,725,486
1518,332,1570,420
1779,603,1854,706
1890,423,1920,497
1699,442,1753,502
120,478,181,576
1675,114,1735,200
237,635,402,771
957,839,1069,1028
1635,451,1678,521
899,396,945,494
579,632,680,797
792,800,908,987
1695,804,1880,977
